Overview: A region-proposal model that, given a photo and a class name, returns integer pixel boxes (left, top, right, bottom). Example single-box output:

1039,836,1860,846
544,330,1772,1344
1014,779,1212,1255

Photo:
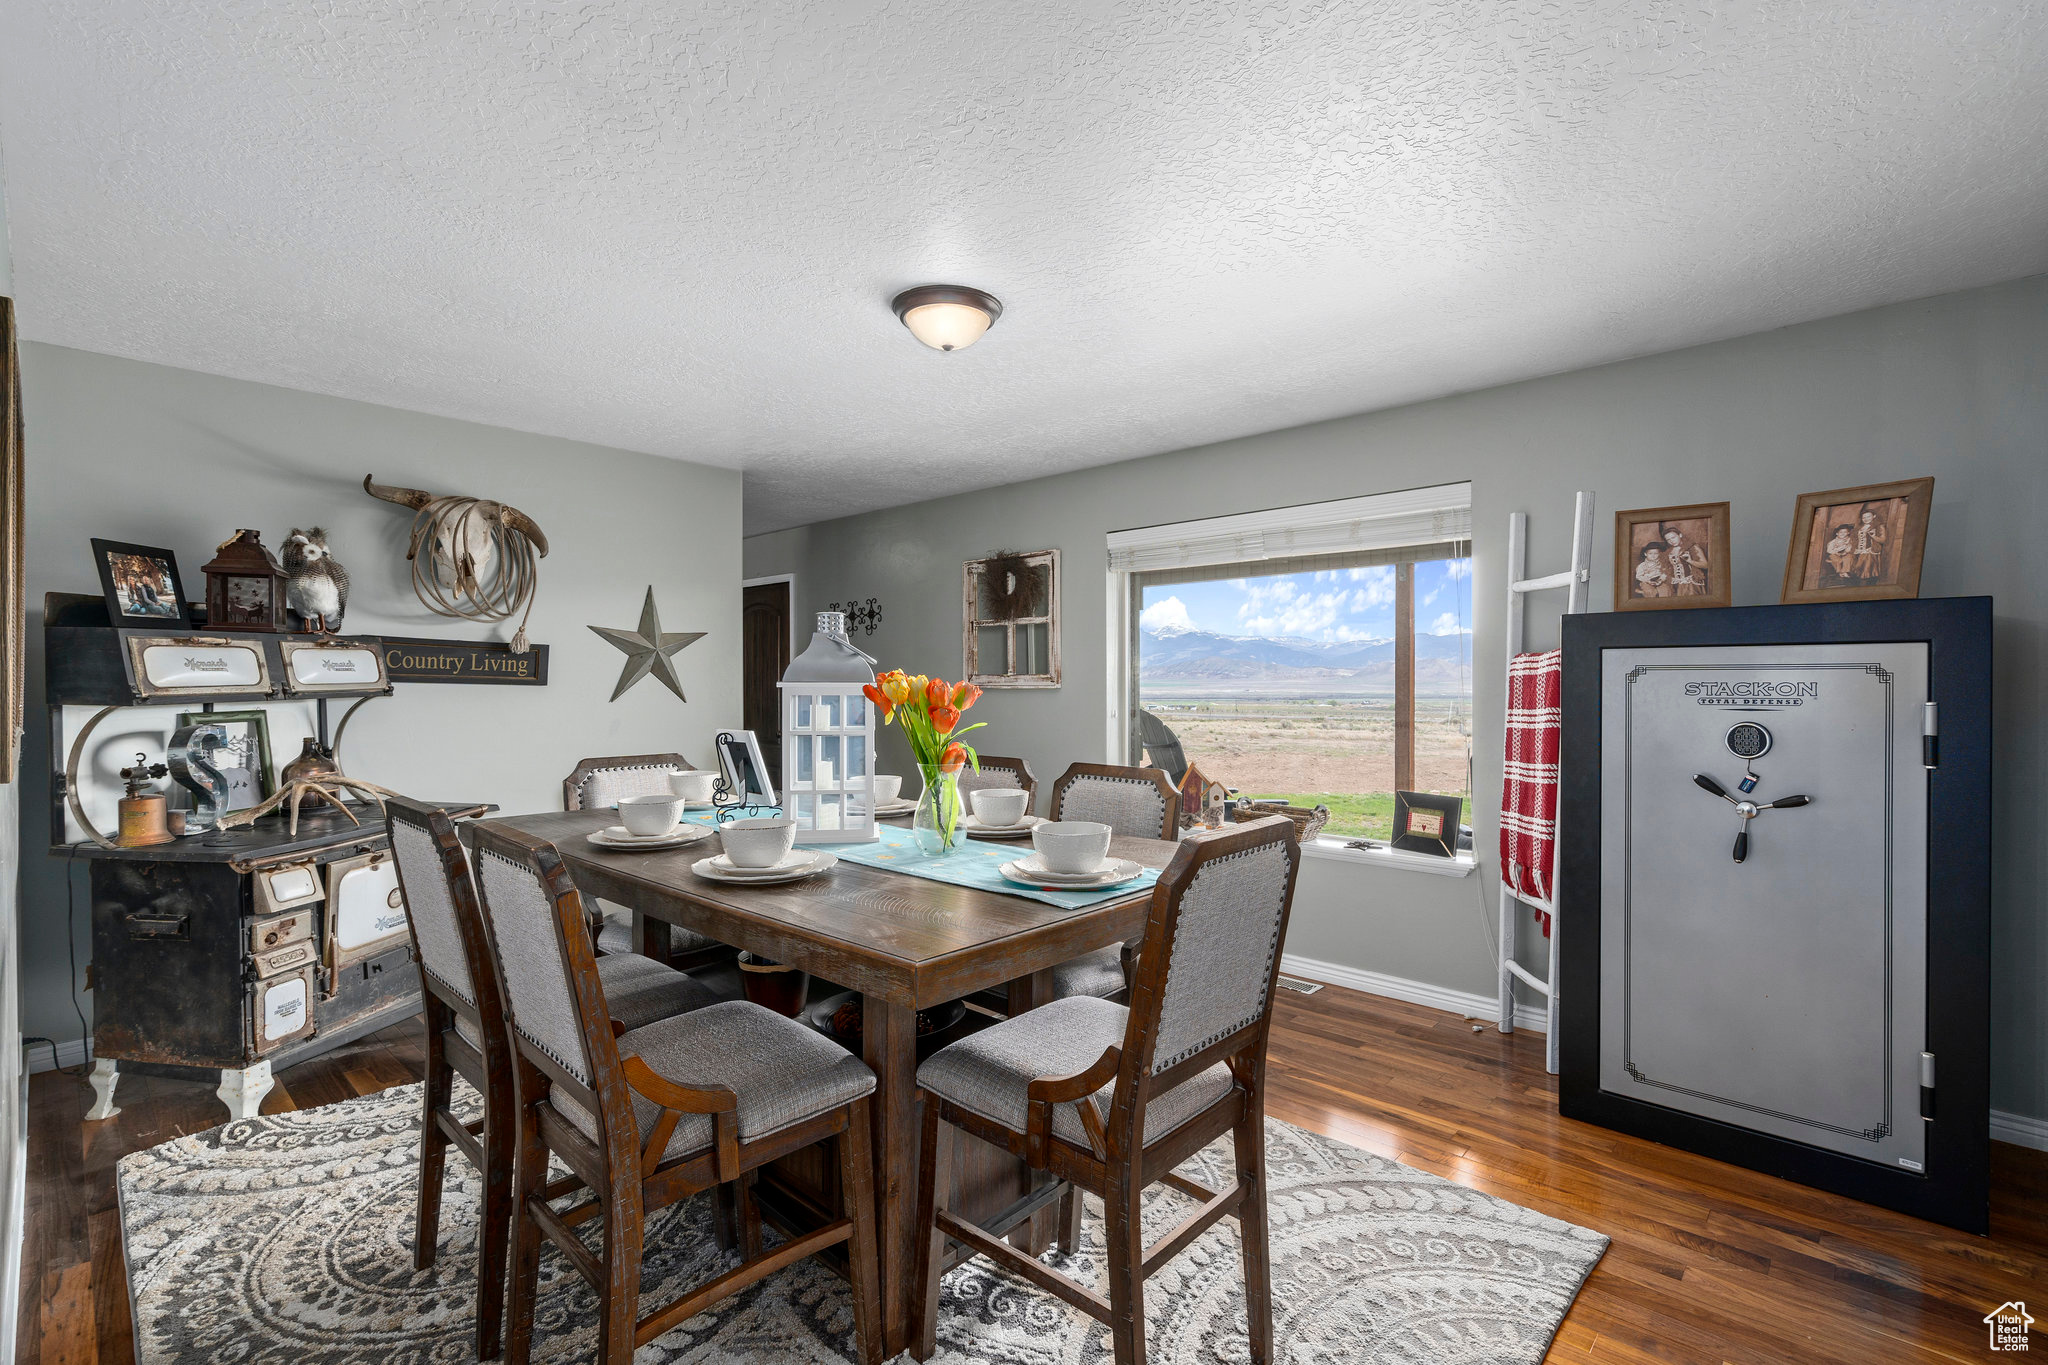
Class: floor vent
1276,974,1324,995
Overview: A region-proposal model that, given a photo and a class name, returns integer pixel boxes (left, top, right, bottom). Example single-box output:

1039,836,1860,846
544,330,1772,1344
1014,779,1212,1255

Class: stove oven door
250,964,317,1055
323,850,411,991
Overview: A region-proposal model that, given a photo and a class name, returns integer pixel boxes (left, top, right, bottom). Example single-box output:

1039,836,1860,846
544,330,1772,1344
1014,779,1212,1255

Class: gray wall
746,275,2048,1124
18,343,742,1051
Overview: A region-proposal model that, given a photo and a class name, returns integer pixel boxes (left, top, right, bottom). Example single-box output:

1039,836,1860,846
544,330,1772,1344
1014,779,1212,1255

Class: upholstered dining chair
1044,763,1182,1001
957,754,1038,810
468,821,885,1365
384,798,724,1362
911,816,1300,1365
562,753,730,970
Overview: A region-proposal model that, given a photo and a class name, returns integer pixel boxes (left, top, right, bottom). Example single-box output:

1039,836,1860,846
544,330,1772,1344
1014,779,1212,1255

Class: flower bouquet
863,671,984,855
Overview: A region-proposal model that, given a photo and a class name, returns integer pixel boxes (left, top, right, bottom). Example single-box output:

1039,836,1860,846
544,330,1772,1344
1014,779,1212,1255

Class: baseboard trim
24,1037,89,1075
1991,1108,2048,1153
1279,953,1549,1032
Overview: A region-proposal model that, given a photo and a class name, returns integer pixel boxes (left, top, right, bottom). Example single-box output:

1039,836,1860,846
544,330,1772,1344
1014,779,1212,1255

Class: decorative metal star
589,587,705,702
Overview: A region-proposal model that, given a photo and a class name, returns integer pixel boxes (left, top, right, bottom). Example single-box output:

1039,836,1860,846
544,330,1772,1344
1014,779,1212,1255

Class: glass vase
911,764,966,856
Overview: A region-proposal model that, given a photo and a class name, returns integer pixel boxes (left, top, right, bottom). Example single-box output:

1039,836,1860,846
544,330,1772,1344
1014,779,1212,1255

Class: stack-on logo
1684,680,1818,708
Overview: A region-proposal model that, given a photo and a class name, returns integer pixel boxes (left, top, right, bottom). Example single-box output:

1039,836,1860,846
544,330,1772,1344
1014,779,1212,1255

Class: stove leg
85,1058,121,1121
217,1061,275,1120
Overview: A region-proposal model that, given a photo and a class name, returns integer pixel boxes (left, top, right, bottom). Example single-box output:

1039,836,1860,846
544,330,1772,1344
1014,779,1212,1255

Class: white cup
722,816,797,869
1032,821,1112,875
872,774,903,804
668,769,717,804
970,787,1030,828
617,794,684,838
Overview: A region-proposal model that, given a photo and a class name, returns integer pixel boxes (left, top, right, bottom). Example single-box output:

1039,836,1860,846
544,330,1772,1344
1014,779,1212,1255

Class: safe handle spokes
1696,773,1812,863
1693,773,1736,803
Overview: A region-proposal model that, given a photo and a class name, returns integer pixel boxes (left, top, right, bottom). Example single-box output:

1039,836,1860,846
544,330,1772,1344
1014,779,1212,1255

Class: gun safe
1558,597,1990,1232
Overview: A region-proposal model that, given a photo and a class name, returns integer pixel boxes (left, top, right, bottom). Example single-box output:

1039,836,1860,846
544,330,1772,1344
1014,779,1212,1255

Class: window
1110,485,1472,844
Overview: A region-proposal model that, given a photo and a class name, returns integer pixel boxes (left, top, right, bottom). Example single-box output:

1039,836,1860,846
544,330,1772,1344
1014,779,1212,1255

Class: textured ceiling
2,3,2044,534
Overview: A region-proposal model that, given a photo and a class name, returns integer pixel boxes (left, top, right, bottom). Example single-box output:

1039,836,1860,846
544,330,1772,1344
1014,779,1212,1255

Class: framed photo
714,729,778,807
1780,477,1934,604
1392,790,1463,858
176,709,275,812
1613,503,1730,611
92,538,193,630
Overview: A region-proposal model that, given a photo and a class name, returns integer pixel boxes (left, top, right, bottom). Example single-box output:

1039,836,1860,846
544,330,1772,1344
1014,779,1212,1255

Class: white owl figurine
281,527,351,633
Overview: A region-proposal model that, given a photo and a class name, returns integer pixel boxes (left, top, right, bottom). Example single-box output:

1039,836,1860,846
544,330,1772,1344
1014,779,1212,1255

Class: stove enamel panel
135,641,264,689
1598,642,1928,1170
325,852,410,971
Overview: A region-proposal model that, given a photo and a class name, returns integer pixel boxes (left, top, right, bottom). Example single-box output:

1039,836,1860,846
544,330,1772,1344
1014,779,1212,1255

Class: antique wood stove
1558,597,1991,1232
45,592,487,1119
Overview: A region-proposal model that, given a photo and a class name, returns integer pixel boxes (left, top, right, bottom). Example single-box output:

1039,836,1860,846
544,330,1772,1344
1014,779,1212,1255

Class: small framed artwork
1613,503,1730,611
714,729,778,809
92,538,194,630
1392,790,1463,858
176,709,275,811
1780,477,1934,604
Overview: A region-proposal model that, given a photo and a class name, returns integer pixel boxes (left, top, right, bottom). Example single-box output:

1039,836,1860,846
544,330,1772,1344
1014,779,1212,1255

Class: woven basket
1233,801,1329,845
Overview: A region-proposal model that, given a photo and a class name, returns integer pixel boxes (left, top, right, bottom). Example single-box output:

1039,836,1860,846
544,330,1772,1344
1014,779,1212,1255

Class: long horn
363,474,434,510
497,505,550,558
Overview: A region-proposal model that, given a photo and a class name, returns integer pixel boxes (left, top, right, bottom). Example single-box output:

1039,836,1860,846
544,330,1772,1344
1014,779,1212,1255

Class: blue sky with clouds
1139,557,1472,642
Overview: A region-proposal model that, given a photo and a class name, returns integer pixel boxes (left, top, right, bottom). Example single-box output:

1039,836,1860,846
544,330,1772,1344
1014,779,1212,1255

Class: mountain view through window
1134,557,1472,841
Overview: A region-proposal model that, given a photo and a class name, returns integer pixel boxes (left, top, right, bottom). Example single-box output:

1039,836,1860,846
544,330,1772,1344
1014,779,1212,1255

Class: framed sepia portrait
1613,502,1731,611
1780,478,1933,604
92,538,195,631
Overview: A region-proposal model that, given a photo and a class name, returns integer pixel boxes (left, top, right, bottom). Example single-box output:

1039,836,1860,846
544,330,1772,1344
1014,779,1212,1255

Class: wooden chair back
563,752,694,811
1048,762,1180,839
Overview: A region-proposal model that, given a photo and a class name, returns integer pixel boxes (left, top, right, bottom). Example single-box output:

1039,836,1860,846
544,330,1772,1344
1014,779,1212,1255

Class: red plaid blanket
1500,650,1561,935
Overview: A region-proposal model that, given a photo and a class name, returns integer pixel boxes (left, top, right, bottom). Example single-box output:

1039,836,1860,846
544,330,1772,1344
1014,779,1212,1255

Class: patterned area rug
116,1082,1606,1363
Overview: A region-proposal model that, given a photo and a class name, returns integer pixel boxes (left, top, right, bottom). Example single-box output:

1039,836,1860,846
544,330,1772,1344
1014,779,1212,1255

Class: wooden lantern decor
779,612,878,845
201,530,289,633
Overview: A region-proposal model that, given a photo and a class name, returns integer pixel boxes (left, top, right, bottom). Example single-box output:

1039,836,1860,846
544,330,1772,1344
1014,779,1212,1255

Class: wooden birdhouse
201,530,289,633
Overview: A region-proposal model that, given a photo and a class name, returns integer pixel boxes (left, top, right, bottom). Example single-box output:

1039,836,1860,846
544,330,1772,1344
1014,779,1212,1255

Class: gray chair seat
595,901,717,957
1052,944,1127,1001
918,996,1235,1150
554,999,875,1164
455,953,717,1050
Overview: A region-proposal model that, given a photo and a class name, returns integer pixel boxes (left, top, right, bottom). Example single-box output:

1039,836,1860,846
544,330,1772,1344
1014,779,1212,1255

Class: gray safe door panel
1599,644,1928,1170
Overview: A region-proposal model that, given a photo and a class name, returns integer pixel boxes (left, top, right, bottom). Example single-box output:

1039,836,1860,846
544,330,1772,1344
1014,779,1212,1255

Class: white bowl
970,787,1030,828
617,794,684,838
872,774,903,804
1031,820,1112,875
722,816,797,869
668,769,717,803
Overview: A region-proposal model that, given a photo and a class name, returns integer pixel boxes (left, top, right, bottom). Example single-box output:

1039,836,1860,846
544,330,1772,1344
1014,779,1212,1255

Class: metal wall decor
589,587,705,702
825,598,883,635
364,474,550,651
963,547,1060,688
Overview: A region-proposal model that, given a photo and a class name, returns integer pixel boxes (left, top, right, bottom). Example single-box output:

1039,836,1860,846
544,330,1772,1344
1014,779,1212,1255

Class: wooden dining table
477,808,1178,1354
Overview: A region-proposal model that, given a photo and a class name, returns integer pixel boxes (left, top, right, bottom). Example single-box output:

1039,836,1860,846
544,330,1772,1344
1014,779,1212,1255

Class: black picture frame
1392,790,1462,857
91,538,193,631
1557,597,1991,1233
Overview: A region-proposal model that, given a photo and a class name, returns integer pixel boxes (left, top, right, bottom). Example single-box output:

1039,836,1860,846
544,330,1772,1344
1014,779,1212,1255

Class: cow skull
363,475,549,602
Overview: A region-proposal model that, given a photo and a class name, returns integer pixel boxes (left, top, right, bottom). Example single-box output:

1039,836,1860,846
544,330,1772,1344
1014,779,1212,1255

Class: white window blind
1105,481,1472,575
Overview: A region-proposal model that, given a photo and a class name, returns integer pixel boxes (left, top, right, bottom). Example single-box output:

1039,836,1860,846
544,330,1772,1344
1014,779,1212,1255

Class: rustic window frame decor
962,548,1061,688
0,297,23,781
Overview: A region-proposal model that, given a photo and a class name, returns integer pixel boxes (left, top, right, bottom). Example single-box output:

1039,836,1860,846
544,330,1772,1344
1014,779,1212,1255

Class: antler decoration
364,475,549,652
216,774,416,836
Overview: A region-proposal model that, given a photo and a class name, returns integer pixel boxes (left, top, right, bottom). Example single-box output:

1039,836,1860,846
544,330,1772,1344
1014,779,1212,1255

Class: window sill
1301,836,1477,878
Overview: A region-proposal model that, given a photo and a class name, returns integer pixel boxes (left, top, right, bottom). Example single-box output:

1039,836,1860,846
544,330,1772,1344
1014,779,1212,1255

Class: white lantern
780,612,878,844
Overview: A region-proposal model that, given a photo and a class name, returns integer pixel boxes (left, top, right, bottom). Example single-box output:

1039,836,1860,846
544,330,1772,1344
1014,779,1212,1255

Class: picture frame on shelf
1780,477,1934,604
1613,502,1730,611
92,537,194,631
1392,790,1463,858
175,709,274,811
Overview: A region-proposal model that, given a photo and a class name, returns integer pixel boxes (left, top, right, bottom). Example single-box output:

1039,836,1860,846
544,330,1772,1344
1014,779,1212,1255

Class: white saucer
692,850,838,885
999,856,1146,889
589,824,713,851
873,799,919,817
961,813,1042,839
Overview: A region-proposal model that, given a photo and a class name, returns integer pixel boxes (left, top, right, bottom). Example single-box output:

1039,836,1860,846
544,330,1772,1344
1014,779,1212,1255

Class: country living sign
380,637,550,686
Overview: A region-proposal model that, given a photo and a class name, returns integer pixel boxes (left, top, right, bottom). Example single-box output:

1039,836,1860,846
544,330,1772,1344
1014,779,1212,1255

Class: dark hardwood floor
19,982,2047,1363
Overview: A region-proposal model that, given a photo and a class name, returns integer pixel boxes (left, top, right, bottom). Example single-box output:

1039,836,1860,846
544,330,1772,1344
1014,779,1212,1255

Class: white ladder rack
1499,490,1593,1075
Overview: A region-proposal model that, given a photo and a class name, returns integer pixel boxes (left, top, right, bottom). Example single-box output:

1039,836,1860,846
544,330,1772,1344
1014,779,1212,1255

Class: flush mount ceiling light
891,284,1003,352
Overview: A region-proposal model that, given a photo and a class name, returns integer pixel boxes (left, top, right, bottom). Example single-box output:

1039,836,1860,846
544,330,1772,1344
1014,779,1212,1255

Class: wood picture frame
1392,790,1463,857
1613,502,1730,611
0,298,23,781
963,548,1061,688
1779,477,1934,604
92,537,195,631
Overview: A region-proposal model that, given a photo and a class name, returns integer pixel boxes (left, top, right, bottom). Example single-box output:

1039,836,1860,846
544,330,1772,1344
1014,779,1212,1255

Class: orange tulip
930,704,960,734
925,677,951,708
951,681,981,710
941,742,968,771
862,682,894,718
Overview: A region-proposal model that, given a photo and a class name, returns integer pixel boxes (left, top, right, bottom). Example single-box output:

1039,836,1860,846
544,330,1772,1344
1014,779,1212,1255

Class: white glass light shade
891,285,1003,352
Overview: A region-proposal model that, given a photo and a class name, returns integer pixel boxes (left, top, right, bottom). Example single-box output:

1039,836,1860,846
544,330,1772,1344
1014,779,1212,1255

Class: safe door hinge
1919,1051,1937,1119
1922,702,1939,769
